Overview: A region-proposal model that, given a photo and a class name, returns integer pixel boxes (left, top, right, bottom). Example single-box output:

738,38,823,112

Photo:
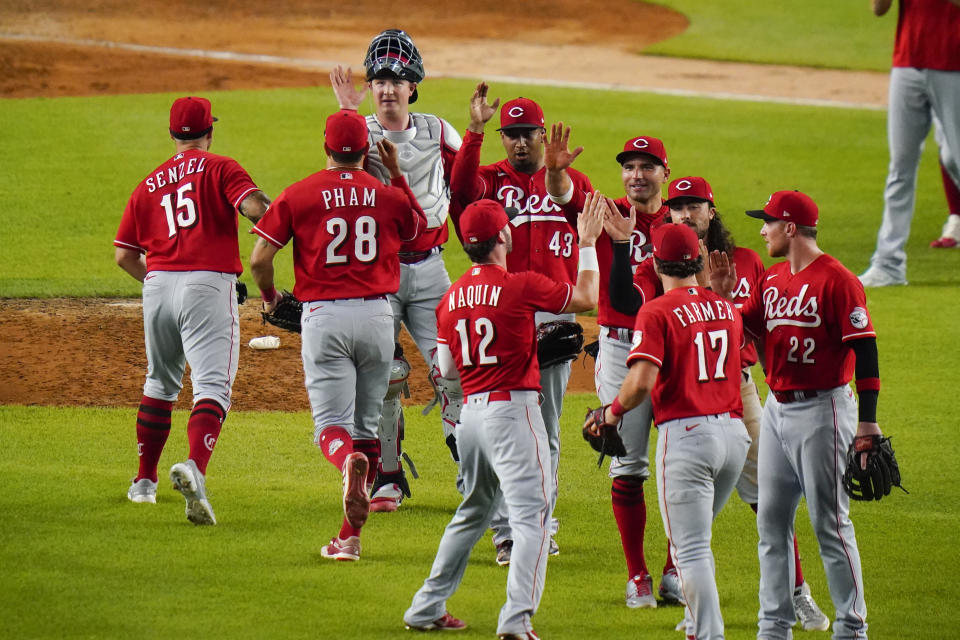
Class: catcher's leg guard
424,358,463,450
375,344,411,492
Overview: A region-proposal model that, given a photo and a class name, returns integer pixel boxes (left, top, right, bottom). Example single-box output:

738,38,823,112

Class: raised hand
603,202,636,242
545,121,584,172
578,191,607,246
377,139,402,178
708,250,738,298
330,65,368,110
468,82,500,133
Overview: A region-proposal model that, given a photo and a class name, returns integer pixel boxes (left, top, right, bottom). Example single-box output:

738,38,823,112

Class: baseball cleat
793,582,830,631
169,460,216,525
548,537,560,556
127,477,158,504
857,266,907,288
659,568,685,605
497,631,540,639
404,611,466,631
321,536,361,562
931,215,960,248
626,573,657,609
495,540,513,567
370,482,403,513
342,452,370,528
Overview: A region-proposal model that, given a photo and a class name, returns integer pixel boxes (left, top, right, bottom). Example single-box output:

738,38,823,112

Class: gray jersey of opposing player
365,113,462,229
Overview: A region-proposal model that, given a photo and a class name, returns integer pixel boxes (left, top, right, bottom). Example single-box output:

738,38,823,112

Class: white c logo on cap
508,106,525,118
677,180,693,191
632,138,649,149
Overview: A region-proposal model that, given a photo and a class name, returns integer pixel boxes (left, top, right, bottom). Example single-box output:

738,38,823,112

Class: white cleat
659,569,686,605
858,266,907,287
793,582,830,631
127,478,157,504
626,573,657,609
369,482,402,513
169,460,216,525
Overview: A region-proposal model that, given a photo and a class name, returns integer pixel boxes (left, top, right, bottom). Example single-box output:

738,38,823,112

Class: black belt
399,246,442,264
772,390,820,404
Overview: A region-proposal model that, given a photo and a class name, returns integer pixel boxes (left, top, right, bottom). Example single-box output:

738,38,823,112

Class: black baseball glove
842,434,907,501
582,405,627,467
261,290,302,333
537,320,584,369
236,281,248,305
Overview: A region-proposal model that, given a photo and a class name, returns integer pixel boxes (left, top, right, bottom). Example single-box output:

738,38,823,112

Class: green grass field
4,2,960,637
644,1,895,71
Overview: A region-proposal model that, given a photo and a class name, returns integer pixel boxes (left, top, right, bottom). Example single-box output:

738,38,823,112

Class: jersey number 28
326,216,377,264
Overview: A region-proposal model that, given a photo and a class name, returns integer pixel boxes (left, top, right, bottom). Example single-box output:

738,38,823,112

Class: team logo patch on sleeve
849,307,869,329
632,331,643,347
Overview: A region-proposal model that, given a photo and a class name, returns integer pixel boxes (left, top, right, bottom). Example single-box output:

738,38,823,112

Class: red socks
612,476,649,578
352,439,381,488
942,161,960,215
317,426,354,471
135,395,173,482
187,399,226,475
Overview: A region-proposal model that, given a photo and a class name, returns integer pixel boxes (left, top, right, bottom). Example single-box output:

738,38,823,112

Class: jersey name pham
320,187,377,210
448,281,503,311
145,156,207,193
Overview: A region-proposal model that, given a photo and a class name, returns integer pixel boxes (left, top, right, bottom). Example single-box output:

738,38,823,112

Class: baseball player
448,84,594,560
712,190,883,639
329,29,463,511
585,222,749,640
249,109,427,561
403,196,603,639
546,133,680,607
930,151,960,247
607,177,830,629
115,96,270,525
859,0,960,286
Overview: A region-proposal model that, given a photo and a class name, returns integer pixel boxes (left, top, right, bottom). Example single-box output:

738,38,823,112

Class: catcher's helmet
364,29,424,103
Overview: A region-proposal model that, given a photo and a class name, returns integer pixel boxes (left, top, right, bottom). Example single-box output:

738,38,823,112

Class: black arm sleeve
609,241,642,316
849,337,879,423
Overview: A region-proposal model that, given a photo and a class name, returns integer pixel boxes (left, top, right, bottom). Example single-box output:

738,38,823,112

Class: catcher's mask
364,29,424,104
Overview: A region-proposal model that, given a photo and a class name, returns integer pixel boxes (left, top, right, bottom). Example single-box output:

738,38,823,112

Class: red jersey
893,0,960,71
627,286,744,424
436,264,572,395
252,169,426,301
450,130,593,285
632,245,764,367
739,254,876,393
114,149,259,274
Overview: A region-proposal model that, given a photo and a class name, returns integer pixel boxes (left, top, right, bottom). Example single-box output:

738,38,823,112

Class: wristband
855,377,881,392
610,396,626,418
578,246,599,272
260,286,278,303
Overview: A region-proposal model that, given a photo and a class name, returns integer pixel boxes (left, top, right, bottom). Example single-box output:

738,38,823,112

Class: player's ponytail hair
705,212,736,255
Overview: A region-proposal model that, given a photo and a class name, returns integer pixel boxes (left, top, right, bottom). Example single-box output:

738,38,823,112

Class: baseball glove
842,434,907,501
261,290,302,334
537,320,584,369
582,405,627,467
236,281,248,305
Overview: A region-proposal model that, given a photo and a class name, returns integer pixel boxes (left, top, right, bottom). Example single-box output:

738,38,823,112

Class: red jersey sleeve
114,195,144,253
218,158,259,211
632,259,662,306
449,130,486,209
832,271,876,342
251,195,294,248
522,271,573,315
388,175,428,242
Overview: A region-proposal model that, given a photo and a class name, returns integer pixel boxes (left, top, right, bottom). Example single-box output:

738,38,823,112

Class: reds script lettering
671,297,735,328
321,187,377,210
145,156,207,193
497,185,563,217
763,284,822,330
448,282,503,311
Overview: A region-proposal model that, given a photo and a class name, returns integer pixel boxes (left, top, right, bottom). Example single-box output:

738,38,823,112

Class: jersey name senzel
320,187,376,210
763,284,821,330
145,155,207,192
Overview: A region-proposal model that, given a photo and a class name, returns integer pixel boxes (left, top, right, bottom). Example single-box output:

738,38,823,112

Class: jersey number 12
454,317,498,367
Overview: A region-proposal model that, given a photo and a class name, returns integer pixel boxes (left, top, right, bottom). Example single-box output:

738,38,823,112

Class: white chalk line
1,32,885,111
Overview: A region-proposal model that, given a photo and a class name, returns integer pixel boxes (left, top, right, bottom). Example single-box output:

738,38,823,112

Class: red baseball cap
616,135,668,168
324,109,369,154
665,176,715,208
460,199,510,244
169,96,217,140
497,97,545,131
652,223,700,262
746,190,819,227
